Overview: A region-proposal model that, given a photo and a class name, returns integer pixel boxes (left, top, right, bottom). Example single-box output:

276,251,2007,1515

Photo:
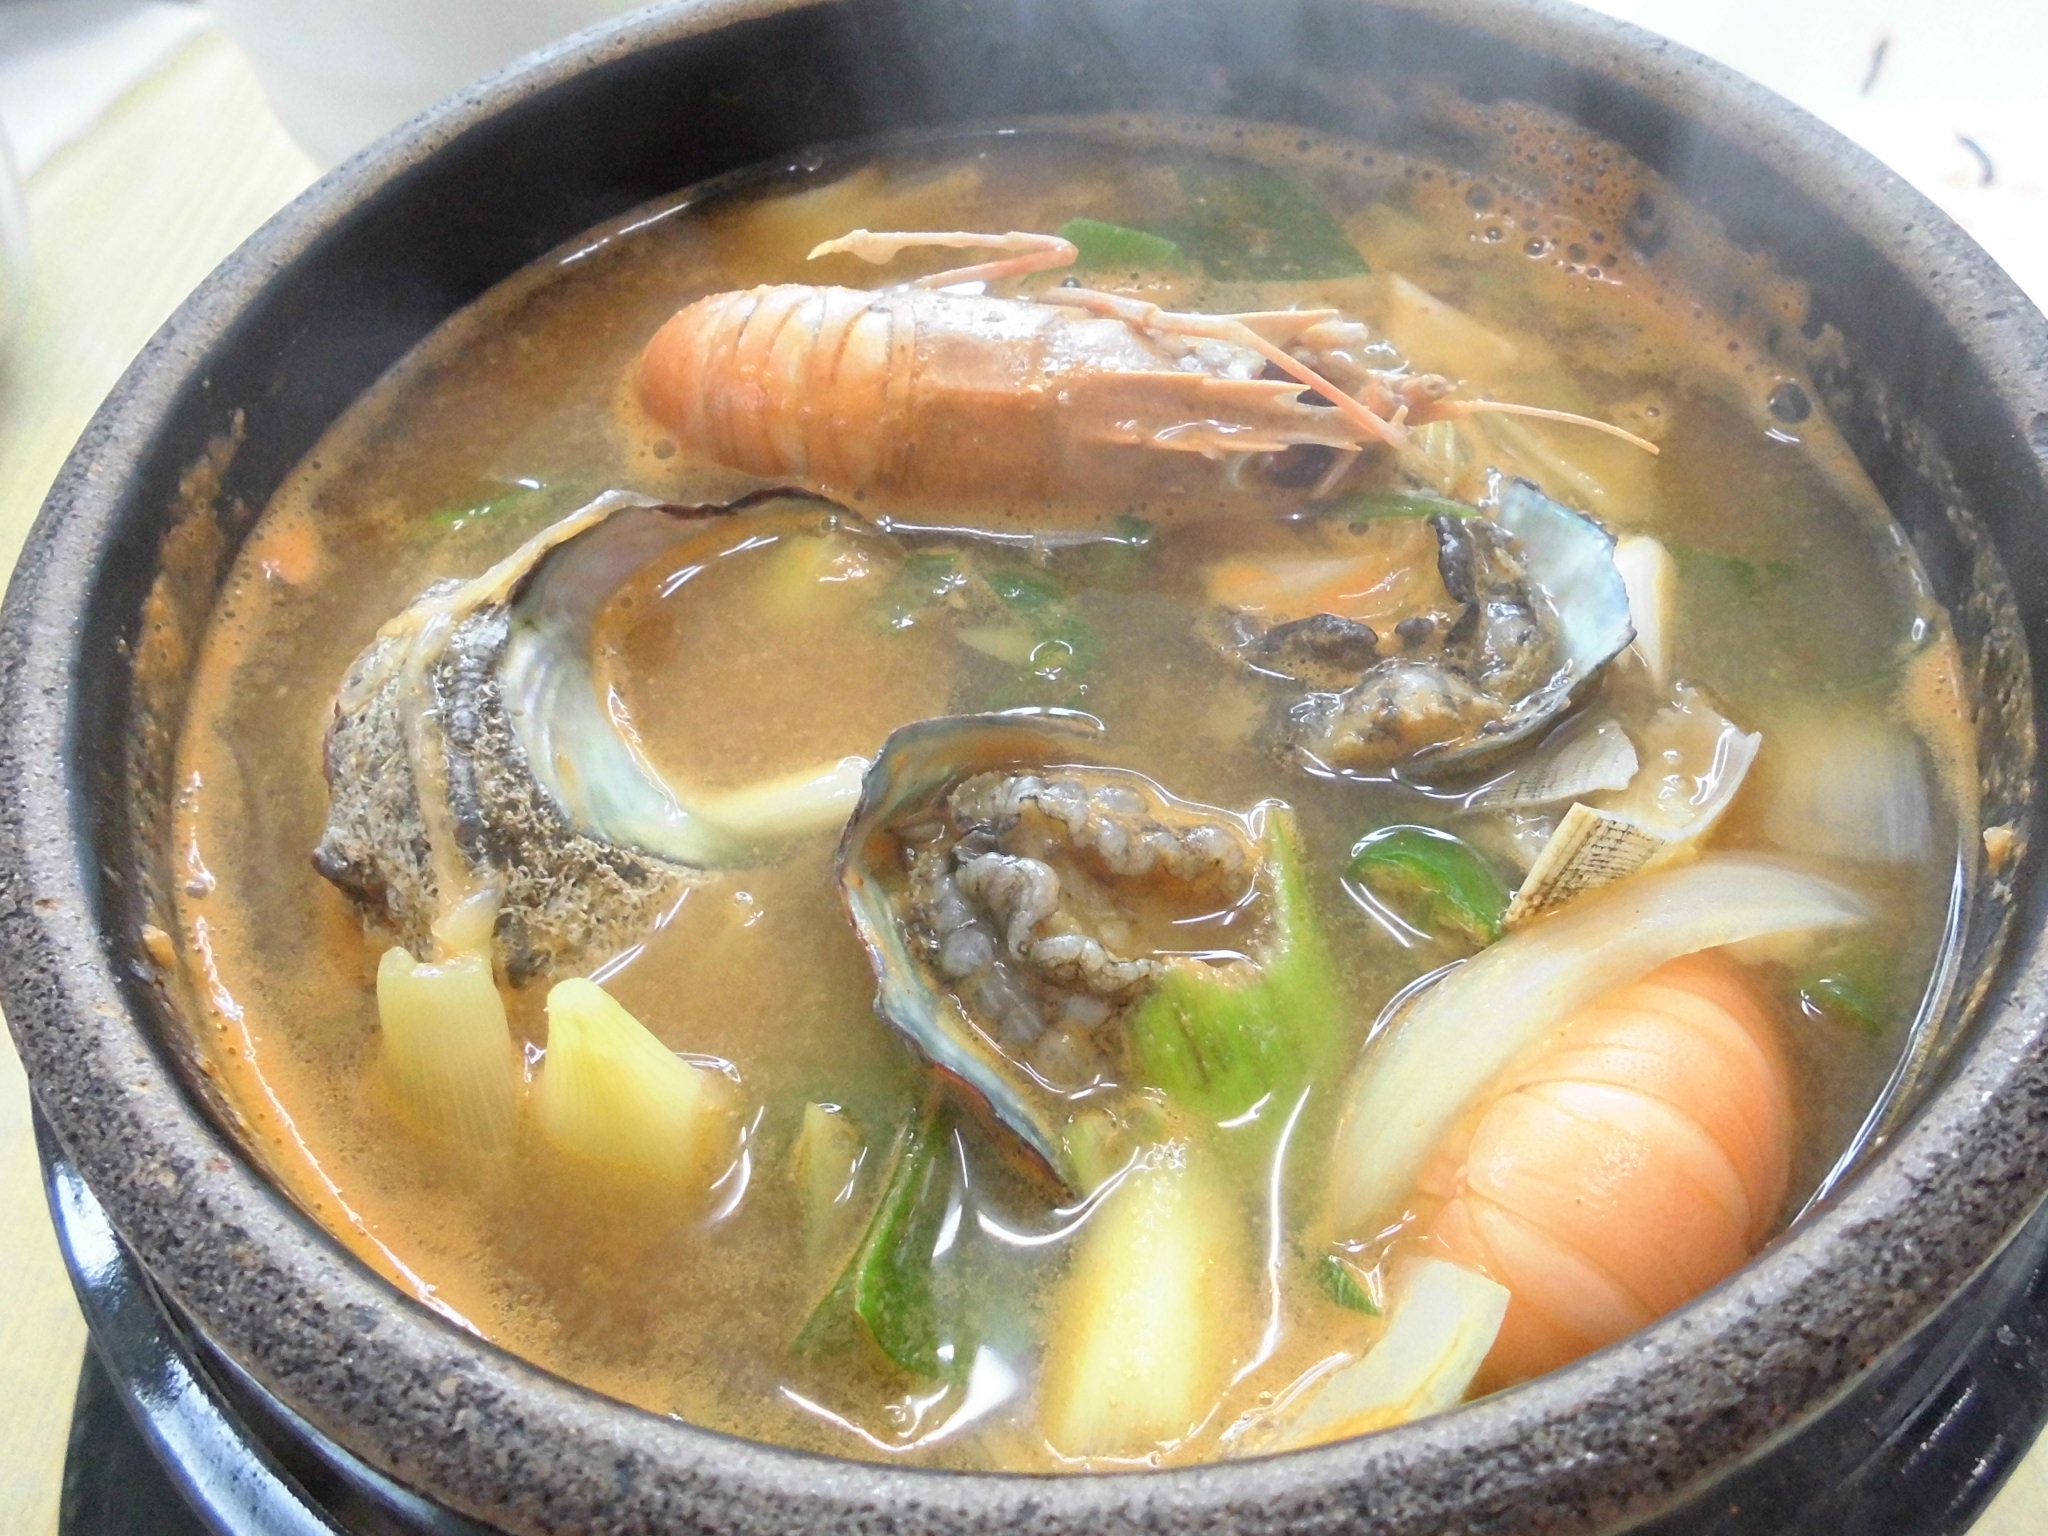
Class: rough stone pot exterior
4,1,2048,1533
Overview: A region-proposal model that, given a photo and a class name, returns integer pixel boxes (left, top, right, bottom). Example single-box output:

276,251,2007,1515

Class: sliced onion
1757,707,1935,865
1258,1258,1509,1453
1325,855,1865,1235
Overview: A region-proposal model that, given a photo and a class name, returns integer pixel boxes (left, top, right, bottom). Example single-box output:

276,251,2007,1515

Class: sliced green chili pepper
1130,814,1343,1120
1347,825,1510,947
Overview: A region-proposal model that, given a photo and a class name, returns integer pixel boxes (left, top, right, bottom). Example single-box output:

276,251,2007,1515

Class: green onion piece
1667,543,1805,601
790,1103,867,1266
421,481,573,534
1057,216,1188,274
796,1101,968,1381
1796,942,1895,1036
1129,813,1343,1120
969,563,1100,704
1315,1253,1384,1316
876,550,966,630
1160,165,1369,280
987,564,1065,616
1066,514,1156,585
1347,825,1510,947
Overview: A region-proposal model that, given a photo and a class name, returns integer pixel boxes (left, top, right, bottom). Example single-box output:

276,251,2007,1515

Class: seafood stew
168,117,1974,1471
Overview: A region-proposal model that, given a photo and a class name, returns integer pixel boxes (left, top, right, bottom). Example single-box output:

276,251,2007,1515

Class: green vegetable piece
422,481,565,534
1112,513,1155,547
1057,217,1188,275
1315,1253,1383,1316
1129,813,1343,1120
1668,544,1804,601
1161,165,1369,281
1796,943,1895,1036
796,1102,967,1379
1066,514,1157,585
980,563,1100,696
1347,825,1509,947
987,565,1066,616
900,551,966,597
879,550,966,624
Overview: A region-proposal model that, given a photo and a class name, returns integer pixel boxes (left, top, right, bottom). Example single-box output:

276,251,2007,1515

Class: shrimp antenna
1425,398,1661,456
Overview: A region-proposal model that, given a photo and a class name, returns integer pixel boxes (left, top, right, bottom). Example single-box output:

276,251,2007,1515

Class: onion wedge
1325,856,1865,1235
1252,1258,1509,1453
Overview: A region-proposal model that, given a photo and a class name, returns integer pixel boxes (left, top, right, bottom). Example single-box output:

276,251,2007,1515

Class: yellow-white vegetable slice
790,1102,868,1265
375,946,519,1153
1039,1142,1243,1462
536,977,730,1188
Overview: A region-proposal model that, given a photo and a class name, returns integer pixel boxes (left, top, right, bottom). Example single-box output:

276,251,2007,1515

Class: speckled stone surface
3,1,2048,1533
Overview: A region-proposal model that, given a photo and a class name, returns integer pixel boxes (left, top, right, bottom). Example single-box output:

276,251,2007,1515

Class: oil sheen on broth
170,113,1973,1470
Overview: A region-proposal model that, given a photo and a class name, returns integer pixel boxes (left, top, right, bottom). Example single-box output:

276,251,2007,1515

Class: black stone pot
5,2,2048,1533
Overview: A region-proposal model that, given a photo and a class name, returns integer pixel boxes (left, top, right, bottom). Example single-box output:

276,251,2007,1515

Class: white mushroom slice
1504,687,1760,926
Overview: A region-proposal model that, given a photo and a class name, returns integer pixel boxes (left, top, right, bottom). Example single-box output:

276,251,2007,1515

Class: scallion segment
375,946,519,1152
797,1101,971,1382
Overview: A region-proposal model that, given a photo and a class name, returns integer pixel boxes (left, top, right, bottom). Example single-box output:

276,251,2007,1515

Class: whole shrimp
637,229,1655,507
1414,952,1793,1390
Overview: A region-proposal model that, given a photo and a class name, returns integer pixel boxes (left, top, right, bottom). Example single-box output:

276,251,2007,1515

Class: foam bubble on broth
167,111,1973,1469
